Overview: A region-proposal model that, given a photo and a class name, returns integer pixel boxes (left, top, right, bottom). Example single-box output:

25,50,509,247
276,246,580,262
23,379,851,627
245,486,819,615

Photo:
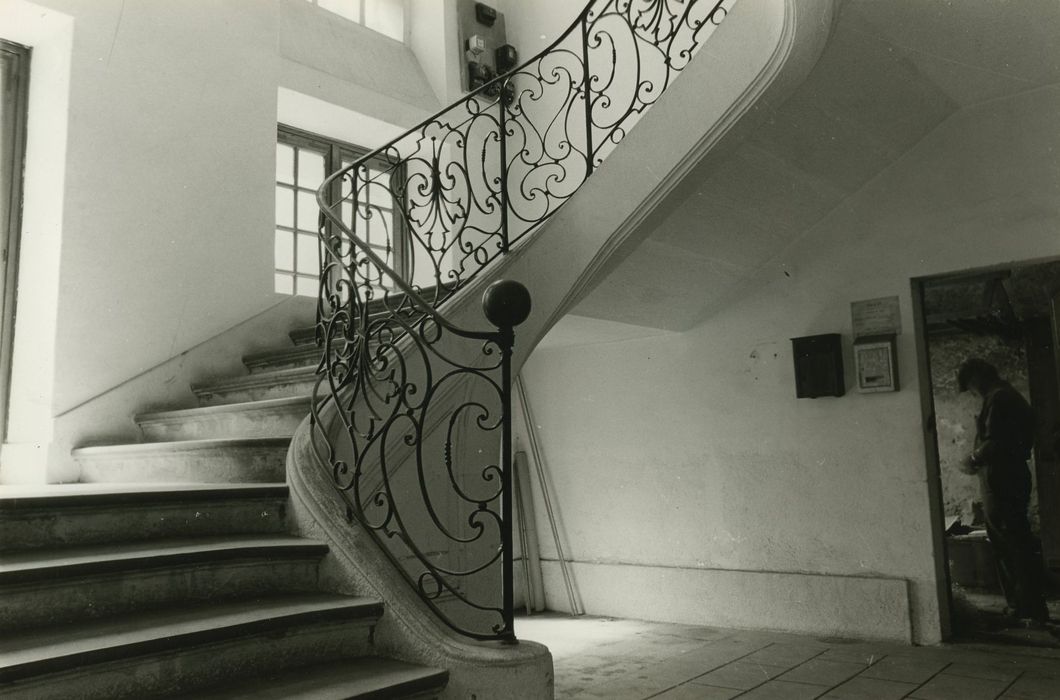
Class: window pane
367,209,391,247
297,234,318,274
275,230,294,271
276,188,295,228
299,149,326,190
318,0,360,22
367,170,393,209
296,275,317,297
365,0,404,41
275,273,294,295
276,144,295,184
297,191,318,231
341,201,354,230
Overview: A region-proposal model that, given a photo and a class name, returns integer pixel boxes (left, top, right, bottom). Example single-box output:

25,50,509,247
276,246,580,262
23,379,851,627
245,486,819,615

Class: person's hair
957,358,1000,392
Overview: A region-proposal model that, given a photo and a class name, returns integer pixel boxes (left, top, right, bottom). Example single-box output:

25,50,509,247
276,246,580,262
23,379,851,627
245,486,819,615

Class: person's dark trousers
982,475,1049,621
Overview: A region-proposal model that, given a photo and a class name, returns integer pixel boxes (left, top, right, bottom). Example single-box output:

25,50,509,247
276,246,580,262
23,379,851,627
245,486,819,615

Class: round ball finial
482,279,532,328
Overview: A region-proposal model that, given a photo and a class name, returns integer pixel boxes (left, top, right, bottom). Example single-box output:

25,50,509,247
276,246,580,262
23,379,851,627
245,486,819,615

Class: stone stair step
289,325,317,347
287,289,434,349
191,367,319,406
0,535,328,630
136,396,312,441
190,657,448,699
73,438,290,483
243,345,321,373
0,483,289,552
0,593,383,699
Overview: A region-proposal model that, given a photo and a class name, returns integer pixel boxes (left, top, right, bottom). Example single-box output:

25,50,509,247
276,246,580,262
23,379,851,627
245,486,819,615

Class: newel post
481,279,532,643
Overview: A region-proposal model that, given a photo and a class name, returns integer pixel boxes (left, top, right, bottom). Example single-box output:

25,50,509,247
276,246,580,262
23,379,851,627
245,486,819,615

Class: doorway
916,258,1060,647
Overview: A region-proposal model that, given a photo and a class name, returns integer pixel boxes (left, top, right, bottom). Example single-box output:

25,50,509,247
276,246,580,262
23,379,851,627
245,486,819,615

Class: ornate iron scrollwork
310,0,734,641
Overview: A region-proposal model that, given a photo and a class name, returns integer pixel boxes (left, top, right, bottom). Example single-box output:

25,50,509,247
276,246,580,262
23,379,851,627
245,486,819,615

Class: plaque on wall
851,296,901,338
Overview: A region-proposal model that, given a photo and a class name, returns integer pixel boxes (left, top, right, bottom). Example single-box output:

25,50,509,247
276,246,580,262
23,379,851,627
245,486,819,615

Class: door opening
915,258,1060,647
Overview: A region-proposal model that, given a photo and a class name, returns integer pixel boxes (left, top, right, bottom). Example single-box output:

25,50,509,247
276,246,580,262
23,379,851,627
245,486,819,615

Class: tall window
304,0,405,42
275,126,401,296
0,40,30,441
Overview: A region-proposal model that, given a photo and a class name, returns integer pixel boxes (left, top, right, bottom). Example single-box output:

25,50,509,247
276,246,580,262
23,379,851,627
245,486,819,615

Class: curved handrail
311,0,735,641
313,3,593,330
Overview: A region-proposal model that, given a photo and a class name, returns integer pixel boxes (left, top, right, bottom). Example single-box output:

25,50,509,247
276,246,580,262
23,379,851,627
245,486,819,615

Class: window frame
0,39,31,442
303,0,408,43
275,124,407,296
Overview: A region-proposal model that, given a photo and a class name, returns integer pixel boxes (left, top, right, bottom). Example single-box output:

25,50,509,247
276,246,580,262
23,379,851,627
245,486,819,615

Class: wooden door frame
910,276,954,640
912,254,1060,640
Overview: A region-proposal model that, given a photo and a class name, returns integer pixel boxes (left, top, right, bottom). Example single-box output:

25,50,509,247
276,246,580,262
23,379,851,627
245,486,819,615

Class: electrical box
475,2,497,26
791,333,845,398
458,0,512,94
495,44,518,74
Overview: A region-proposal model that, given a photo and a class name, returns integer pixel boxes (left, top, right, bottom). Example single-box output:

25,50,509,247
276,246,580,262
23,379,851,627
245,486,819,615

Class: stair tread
0,535,326,582
191,366,319,398
191,657,447,699
243,345,319,366
0,482,288,510
136,396,312,423
0,593,382,679
73,437,290,456
289,326,317,346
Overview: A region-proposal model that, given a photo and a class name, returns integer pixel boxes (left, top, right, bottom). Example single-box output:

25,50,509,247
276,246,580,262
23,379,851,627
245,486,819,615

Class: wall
519,85,1060,644
0,0,446,482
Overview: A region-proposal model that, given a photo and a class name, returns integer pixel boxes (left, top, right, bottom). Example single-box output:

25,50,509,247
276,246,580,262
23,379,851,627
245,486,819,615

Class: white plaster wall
496,0,581,58
519,85,1060,645
0,0,442,481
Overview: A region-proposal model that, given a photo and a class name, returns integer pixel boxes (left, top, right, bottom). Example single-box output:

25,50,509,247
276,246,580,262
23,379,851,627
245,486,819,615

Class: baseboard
539,559,912,643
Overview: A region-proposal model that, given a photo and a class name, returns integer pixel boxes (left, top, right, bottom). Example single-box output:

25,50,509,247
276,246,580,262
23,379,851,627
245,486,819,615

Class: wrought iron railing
309,0,734,641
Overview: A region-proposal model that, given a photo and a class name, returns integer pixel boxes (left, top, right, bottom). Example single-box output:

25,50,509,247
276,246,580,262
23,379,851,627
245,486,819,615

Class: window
304,0,405,42
0,39,30,441
275,125,401,296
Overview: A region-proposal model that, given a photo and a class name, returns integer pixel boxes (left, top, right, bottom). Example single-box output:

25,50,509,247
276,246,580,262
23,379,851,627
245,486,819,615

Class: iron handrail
311,0,735,641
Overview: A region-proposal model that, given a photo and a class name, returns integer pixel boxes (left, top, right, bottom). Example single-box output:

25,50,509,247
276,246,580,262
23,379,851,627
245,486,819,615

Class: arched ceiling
570,0,1060,330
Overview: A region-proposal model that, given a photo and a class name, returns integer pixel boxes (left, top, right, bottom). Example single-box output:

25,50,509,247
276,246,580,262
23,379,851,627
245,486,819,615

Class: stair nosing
190,657,449,699
243,346,320,366
192,367,319,395
136,396,312,424
0,536,328,585
72,437,291,456
0,483,288,512
0,594,383,684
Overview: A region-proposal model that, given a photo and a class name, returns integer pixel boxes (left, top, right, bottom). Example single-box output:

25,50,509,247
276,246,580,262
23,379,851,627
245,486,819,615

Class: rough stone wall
929,332,1036,526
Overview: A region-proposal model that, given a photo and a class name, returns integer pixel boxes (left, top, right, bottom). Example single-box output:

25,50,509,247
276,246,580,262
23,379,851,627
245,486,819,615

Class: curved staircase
0,323,448,698
0,0,838,695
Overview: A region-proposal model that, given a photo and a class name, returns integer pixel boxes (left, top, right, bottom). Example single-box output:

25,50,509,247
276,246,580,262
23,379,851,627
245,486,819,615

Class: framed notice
853,334,899,393
851,296,901,338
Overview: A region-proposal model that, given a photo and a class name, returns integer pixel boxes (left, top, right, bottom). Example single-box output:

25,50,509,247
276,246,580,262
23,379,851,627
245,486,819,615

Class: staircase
0,322,449,698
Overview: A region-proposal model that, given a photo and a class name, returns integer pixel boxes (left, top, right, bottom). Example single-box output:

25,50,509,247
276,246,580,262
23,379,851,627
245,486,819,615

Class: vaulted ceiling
569,0,1060,330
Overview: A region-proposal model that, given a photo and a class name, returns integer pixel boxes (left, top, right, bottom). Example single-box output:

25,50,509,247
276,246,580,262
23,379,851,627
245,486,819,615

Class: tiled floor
517,614,1060,699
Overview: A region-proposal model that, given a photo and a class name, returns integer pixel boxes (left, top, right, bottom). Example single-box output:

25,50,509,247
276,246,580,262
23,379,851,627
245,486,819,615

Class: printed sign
851,296,901,338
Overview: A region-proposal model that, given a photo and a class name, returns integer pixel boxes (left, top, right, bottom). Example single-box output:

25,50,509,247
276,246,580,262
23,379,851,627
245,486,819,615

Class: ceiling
569,0,1060,331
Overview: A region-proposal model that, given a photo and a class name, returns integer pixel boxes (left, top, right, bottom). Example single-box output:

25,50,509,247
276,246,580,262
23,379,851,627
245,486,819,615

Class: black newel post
481,279,533,643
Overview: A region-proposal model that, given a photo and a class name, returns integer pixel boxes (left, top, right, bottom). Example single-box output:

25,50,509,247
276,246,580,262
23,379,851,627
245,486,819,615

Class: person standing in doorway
958,358,1049,624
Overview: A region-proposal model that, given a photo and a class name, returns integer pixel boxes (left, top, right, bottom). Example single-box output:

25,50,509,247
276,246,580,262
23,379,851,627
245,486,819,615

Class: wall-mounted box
791,333,845,398
853,334,899,393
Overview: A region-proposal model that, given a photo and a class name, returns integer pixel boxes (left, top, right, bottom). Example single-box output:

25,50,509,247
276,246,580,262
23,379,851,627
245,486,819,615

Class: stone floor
517,613,1060,699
